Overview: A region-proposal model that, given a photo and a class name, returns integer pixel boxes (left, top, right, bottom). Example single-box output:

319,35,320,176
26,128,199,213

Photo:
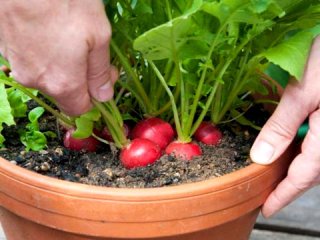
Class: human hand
250,36,320,218
0,0,118,116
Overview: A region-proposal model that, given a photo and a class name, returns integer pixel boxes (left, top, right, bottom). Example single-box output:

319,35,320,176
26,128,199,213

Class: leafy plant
109,0,320,143
1,0,320,166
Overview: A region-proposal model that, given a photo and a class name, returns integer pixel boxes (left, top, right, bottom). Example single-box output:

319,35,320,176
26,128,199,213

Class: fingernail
262,207,277,219
250,140,275,164
263,211,275,219
98,81,113,101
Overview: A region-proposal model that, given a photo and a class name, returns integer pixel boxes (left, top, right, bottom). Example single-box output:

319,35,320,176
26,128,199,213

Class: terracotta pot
0,144,295,240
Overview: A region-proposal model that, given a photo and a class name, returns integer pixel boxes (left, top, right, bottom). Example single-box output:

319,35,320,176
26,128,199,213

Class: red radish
63,129,100,152
131,117,175,150
120,138,161,169
194,122,222,145
100,123,130,142
165,141,202,161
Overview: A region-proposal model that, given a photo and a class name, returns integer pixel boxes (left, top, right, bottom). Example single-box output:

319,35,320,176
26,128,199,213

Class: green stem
191,44,259,134
165,0,172,20
150,87,180,116
211,84,222,122
149,61,189,142
92,100,128,148
214,49,251,123
190,81,220,136
153,60,173,109
187,2,260,133
170,24,187,139
114,87,125,105
1,79,73,127
116,79,145,110
104,99,123,126
185,27,223,135
111,40,152,113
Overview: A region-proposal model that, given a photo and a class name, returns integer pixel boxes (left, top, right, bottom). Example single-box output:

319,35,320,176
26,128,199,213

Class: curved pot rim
0,155,280,201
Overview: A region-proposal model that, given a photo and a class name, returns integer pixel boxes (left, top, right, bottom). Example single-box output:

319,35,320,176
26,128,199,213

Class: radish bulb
63,129,100,152
120,138,161,169
194,122,222,145
131,117,175,150
165,141,202,161
100,123,130,142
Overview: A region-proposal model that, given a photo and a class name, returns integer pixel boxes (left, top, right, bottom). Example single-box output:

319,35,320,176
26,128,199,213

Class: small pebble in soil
40,162,51,171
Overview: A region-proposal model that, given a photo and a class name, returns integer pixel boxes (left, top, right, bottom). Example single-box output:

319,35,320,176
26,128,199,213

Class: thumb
87,39,118,102
250,85,310,165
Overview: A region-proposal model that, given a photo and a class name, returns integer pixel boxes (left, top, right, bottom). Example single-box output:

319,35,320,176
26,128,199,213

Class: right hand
250,36,320,217
0,0,118,116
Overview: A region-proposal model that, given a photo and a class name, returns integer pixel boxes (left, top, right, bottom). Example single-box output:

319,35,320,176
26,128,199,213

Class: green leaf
264,63,289,88
121,113,138,122
73,108,101,138
134,0,153,15
0,83,15,126
7,89,28,117
44,131,57,138
20,130,47,151
250,0,284,16
21,89,38,102
81,108,101,121
261,30,318,80
28,107,45,123
73,117,94,139
133,2,205,61
0,83,15,146
18,106,47,151
0,125,5,148
202,0,263,25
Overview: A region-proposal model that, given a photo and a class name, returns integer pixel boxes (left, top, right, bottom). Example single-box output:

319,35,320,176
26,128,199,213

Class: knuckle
309,110,320,122
12,71,36,89
64,104,91,116
58,95,92,117
287,175,309,192
266,118,295,141
40,79,76,98
89,66,110,81
95,28,111,47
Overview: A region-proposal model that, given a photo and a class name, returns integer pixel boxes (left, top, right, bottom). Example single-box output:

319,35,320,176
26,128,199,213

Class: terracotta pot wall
0,144,295,239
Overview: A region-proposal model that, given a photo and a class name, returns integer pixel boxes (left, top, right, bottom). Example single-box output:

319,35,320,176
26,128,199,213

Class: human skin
0,0,118,116
250,36,320,217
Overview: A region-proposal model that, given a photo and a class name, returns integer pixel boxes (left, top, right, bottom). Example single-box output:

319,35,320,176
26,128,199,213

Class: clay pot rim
0,156,277,201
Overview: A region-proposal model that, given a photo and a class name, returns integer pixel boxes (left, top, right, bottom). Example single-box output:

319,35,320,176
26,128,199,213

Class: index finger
261,109,320,218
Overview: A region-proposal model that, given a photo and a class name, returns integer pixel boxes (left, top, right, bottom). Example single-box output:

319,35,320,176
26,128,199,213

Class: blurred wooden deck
252,186,320,239
1,187,319,239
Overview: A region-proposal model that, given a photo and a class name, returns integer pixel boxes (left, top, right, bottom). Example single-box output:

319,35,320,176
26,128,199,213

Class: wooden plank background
252,186,320,239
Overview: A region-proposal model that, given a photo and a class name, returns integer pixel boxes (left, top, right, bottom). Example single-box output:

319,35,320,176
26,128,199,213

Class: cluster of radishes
63,118,222,169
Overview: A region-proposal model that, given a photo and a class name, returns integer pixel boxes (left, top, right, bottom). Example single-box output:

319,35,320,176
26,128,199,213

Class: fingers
0,0,117,116
251,36,320,165
86,5,118,102
262,109,320,217
87,37,118,102
250,83,311,164
53,81,92,117
36,62,92,117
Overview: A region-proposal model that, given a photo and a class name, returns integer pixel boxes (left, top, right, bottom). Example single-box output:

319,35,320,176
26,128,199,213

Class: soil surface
0,107,267,188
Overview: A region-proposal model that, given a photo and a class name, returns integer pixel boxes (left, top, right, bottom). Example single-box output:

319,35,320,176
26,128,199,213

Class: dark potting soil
0,108,266,188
